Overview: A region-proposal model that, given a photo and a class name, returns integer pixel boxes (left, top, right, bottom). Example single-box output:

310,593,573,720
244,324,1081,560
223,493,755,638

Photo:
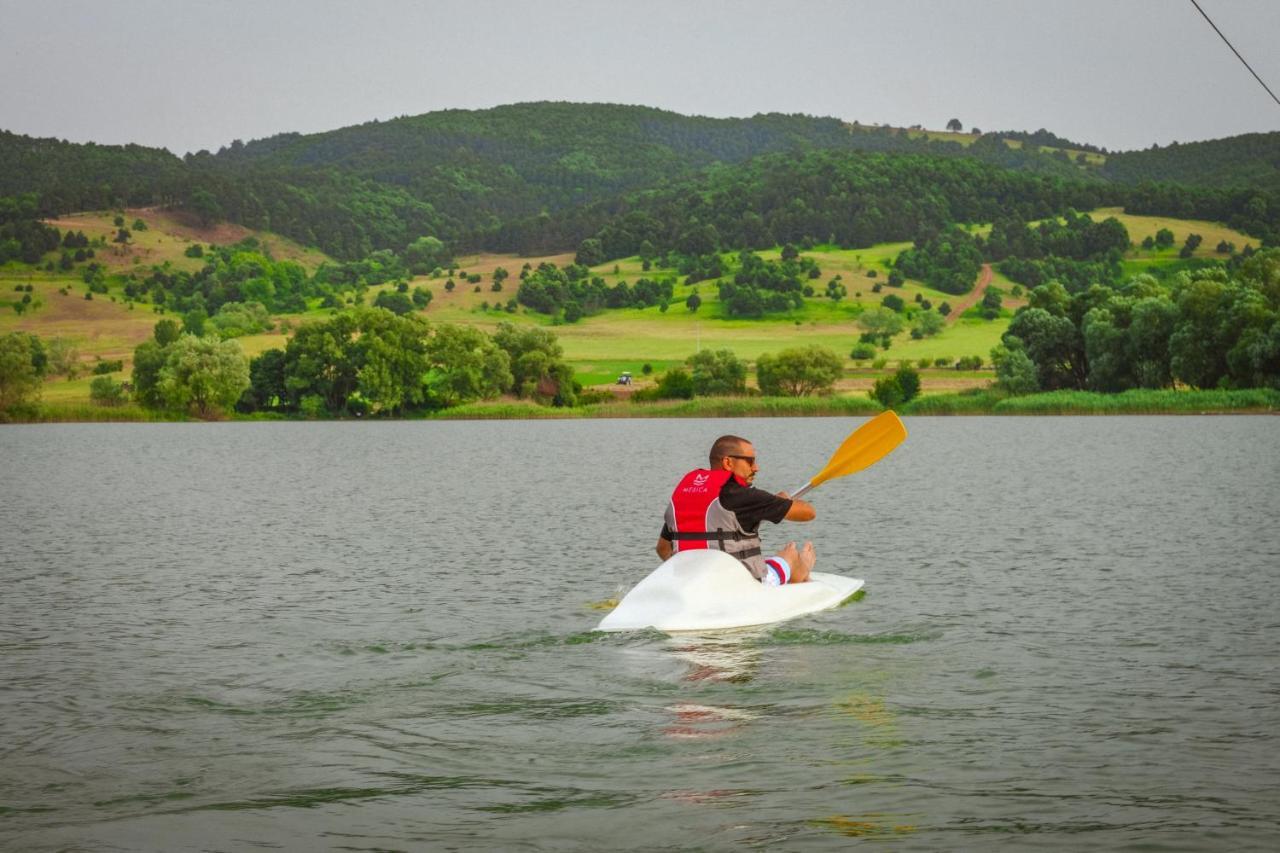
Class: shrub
687,349,747,395
211,301,273,337
991,340,1039,395
756,345,843,396
857,307,906,347
0,331,46,413
373,290,415,316
850,342,878,361
914,309,945,338
89,376,126,406
300,394,327,419
630,386,660,402
895,366,921,402
156,334,251,418
655,367,695,399
869,375,904,408
92,359,125,375
153,318,180,345
981,288,1003,317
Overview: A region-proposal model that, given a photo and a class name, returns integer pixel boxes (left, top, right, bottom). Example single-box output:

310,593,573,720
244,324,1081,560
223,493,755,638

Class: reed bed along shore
431,388,1279,419
7,388,1276,424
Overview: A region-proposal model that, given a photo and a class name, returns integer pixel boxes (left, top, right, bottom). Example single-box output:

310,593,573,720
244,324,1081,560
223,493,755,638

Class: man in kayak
656,434,817,585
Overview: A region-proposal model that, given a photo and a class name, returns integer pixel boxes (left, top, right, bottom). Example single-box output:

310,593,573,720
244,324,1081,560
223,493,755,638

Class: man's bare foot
776,541,799,569
772,541,814,583
792,541,816,583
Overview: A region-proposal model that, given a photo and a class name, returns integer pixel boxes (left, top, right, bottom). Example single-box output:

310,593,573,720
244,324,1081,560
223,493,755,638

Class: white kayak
597,549,864,633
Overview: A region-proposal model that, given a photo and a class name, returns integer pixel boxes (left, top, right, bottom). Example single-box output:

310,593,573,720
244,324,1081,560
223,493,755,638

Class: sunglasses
727,454,757,466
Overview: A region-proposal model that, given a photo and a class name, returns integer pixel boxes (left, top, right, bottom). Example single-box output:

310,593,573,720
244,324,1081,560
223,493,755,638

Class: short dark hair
710,434,749,467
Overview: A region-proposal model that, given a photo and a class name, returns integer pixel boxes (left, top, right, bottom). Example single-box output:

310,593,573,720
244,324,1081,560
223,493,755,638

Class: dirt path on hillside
945,263,992,323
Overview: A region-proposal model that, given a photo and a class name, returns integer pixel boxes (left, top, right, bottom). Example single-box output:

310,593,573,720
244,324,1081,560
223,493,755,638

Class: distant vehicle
616,371,632,385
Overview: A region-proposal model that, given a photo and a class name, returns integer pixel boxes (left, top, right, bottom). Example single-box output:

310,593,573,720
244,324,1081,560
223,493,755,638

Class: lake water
2,417,1278,851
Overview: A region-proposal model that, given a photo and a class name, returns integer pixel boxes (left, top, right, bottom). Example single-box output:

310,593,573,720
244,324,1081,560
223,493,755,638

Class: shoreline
7,388,1279,423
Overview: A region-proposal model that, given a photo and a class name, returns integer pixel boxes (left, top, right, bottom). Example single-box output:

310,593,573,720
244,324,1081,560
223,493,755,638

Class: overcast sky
3,0,1278,156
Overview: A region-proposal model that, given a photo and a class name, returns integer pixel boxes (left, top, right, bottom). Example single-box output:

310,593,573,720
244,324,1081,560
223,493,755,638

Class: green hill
1102,132,1280,190
0,103,1097,259
555,149,1120,263
0,130,183,211
2,103,1278,262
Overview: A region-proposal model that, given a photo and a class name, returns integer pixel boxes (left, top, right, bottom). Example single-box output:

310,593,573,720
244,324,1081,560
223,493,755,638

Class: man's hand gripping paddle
789,410,907,500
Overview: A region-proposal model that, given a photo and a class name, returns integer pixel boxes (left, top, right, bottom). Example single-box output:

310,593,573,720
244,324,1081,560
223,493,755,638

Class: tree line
514,262,675,320
231,313,578,417
1101,132,1280,192
993,249,1280,393
560,150,1125,265
4,105,1275,265
0,194,63,264
893,211,1132,296
119,312,582,418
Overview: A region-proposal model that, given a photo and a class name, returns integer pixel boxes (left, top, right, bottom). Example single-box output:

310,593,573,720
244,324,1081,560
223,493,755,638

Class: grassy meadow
4,206,1265,418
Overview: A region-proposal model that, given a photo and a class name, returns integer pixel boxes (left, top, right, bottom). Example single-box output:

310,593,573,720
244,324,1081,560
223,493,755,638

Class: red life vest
664,469,765,576
668,469,733,550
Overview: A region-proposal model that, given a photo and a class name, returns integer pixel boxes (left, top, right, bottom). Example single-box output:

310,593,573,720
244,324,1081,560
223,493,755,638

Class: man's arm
656,536,673,561
777,493,815,522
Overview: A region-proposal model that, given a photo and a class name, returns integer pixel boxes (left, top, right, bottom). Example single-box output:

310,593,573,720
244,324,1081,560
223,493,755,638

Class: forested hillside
1102,132,1280,191
182,103,1101,255
0,131,184,211
2,103,1278,261
555,150,1121,263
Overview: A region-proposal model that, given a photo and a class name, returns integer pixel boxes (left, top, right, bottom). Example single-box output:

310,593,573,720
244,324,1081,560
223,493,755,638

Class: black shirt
661,477,792,540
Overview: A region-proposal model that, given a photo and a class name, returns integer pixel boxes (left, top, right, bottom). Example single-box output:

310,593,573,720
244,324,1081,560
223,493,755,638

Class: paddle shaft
790,481,815,500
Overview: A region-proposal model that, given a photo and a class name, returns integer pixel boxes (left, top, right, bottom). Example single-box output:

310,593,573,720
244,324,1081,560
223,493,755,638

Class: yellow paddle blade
807,410,907,491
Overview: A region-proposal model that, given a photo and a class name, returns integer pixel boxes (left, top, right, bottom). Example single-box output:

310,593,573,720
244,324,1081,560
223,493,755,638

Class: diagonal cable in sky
1190,0,1280,108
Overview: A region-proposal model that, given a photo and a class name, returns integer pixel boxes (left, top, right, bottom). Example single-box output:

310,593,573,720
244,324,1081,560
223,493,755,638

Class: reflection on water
659,632,767,741
664,630,767,683
662,703,759,740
